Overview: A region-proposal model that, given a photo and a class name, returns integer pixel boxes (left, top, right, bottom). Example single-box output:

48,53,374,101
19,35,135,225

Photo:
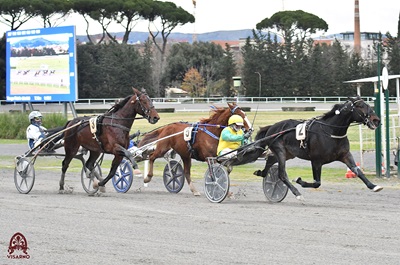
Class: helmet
28,111,42,122
228,115,244,126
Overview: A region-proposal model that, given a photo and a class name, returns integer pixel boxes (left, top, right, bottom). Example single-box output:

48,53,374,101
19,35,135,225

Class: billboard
5,26,77,102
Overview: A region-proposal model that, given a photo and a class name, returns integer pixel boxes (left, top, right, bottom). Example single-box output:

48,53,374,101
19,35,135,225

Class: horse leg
294,161,322,188
144,148,169,184
182,157,200,196
254,155,277,177
60,155,75,193
96,156,123,189
342,153,383,192
144,158,155,183
84,152,105,192
275,152,304,201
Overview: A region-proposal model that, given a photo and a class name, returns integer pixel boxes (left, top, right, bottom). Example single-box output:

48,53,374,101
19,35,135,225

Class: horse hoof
99,186,106,193
93,179,99,189
253,170,262,177
296,195,305,202
373,185,383,192
144,177,151,183
193,191,201,196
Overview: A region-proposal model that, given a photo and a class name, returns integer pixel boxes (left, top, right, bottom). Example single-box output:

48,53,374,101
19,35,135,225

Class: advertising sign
6,26,77,102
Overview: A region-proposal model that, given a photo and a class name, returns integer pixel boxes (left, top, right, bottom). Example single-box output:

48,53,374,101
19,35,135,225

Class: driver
217,114,250,159
26,111,47,149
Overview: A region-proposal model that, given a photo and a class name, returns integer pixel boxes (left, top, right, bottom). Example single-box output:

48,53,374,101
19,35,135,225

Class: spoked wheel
112,159,133,193
163,160,184,193
80,165,102,194
204,164,230,203
263,165,288,202
14,157,35,194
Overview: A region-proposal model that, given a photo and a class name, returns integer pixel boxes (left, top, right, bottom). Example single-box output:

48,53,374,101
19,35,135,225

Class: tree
181,67,204,97
256,10,328,44
256,10,328,61
218,44,236,97
143,0,194,96
31,0,72,28
0,0,36,30
114,0,153,44
71,0,118,44
385,13,400,78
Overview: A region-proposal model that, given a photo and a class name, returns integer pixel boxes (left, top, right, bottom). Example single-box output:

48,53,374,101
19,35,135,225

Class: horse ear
228,102,233,108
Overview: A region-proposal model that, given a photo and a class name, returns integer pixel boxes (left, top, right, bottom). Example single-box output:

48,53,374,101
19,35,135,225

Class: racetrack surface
1,154,400,264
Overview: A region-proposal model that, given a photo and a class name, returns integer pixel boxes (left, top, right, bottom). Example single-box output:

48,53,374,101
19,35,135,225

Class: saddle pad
184,127,193,141
89,116,98,134
295,122,307,141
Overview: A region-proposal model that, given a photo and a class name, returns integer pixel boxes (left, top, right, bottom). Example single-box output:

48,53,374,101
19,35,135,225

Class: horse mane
199,106,227,124
106,95,132,114
319,103,343,121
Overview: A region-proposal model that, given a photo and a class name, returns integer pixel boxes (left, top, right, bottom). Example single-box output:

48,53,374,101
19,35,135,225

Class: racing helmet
228,114,244,126
28,111,43,122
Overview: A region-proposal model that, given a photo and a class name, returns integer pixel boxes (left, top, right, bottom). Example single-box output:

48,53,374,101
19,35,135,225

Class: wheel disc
263,165,288,202
112,159,133,193
204,164,229,203
14,157,35,194
163,160,184,193
81,165,101,194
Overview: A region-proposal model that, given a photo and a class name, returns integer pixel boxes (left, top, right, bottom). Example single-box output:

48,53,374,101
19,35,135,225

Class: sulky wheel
263,165,288,202
112,159,133,193
14,157,35,194
163,160,184,193
204,164,230,203
81,164,102,194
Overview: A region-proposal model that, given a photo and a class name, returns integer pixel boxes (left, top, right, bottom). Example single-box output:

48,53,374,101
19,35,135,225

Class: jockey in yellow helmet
217,114,250,158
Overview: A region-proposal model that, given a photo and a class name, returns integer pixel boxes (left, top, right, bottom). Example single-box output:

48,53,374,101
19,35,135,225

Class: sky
1,0,399,37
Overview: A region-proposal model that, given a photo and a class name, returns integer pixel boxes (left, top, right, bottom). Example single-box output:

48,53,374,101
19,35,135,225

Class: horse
252,96,382,201
59,87,160,193
138,103,252,196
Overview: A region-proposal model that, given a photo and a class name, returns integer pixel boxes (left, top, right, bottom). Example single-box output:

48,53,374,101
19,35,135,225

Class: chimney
354,0,361,54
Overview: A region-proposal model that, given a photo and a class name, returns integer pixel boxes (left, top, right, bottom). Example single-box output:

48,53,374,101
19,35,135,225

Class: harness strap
230,105,239,114
198,126,220,140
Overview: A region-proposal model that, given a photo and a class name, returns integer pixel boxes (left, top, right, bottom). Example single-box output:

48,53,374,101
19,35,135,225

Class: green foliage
0,112,67,139
77,43,152,97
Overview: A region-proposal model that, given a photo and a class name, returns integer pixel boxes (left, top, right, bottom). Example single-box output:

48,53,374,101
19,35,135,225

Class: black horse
251,96,382,200
58,87,160,193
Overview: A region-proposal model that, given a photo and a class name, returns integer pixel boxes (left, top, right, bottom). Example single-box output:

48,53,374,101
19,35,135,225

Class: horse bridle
339,99,373,126
134,91,155,121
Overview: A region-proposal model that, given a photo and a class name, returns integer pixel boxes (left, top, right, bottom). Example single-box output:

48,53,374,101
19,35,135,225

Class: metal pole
385,78,391,178
375,44,382,177
255,72,261,97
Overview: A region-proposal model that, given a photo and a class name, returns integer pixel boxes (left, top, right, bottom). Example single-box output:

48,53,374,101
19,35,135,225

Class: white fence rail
1,96,394,106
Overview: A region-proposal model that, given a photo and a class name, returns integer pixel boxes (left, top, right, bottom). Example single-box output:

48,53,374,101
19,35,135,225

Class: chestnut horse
59,88,160,193
252,96,382,201
138,103,252,196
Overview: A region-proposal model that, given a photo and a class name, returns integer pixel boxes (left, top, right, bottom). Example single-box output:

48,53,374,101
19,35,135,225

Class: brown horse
138,103,252,196
59,87,160,193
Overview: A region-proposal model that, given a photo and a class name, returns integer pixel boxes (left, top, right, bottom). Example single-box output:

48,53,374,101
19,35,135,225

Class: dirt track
1,158,400,265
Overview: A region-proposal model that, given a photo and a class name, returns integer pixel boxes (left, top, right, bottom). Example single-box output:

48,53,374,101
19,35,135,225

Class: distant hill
76,29,273,44
10,37,66,48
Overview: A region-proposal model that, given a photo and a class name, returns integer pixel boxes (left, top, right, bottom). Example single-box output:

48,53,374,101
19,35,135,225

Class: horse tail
139,129,161,147
255,125,272,141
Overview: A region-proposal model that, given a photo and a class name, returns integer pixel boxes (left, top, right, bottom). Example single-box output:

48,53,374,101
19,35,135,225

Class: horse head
348,96,380,130
228,102,252,132
132,87,160,124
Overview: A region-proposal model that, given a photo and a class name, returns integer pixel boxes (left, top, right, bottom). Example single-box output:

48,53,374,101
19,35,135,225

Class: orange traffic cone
345,167,356,178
